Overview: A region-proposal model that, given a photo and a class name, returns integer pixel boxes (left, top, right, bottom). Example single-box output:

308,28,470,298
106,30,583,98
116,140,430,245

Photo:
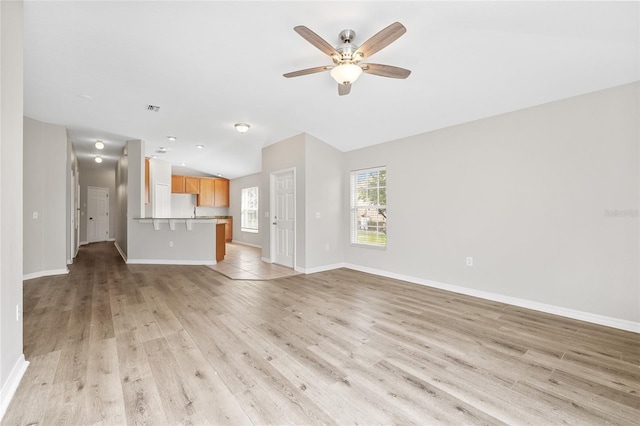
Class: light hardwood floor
209,243,299,280
4,242,639,425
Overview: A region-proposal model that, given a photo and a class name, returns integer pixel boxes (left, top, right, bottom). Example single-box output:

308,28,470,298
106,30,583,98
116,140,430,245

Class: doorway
270,168,295,268
87,186,109,243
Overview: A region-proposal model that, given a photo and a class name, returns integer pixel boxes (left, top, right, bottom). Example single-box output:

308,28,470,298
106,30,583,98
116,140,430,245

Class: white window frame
241,186,259,233
350,166,386,249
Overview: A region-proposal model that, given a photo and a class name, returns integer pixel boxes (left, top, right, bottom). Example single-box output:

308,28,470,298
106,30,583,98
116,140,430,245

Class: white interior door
87,186,109,243
271,169,295,268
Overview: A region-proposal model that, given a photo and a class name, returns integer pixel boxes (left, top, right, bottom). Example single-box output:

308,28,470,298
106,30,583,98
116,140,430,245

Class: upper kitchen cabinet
197,177,229,207
214,178,229,207
172,175,199,194
197,178,215,206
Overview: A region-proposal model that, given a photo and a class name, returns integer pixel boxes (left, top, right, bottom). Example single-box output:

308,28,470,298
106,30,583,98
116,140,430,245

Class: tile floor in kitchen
209,242,299,280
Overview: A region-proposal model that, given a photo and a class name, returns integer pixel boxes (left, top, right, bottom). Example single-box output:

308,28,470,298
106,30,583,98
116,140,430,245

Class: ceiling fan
283,22,411,96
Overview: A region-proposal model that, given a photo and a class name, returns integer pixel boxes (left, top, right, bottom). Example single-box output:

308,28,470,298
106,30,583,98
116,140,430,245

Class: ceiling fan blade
283,65,332,78
294,26,339,57
354,22,406,59
361,63,411,79
338,83,351,96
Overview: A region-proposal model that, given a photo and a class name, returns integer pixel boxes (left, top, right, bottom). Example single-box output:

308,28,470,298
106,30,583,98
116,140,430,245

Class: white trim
261,257,271,263
0,355,29,421
126,259,215,266
114,241,127,263
298,263,346,274
23,268,69,281
107,238,115,242
80,240,89,246
344,263,640,334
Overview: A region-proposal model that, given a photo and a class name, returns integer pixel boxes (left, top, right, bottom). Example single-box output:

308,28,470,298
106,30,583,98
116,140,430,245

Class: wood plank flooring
4,241,639,425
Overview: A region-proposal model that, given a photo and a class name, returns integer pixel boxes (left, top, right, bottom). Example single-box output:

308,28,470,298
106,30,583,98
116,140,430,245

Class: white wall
261,134,306,268
343,82,639,325
0,1,27,419
304,135,344,270
78,165,116,243
148,158,171,218
115,144,128,257
229,173,262,247
23,117,68,278
66,137,79,263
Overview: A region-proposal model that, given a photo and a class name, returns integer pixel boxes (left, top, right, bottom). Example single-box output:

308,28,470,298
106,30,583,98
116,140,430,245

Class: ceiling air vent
155,147,167,154
146,105,160,112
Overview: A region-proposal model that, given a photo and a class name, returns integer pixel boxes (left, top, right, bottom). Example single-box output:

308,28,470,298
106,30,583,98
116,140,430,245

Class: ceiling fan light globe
330,63,362,85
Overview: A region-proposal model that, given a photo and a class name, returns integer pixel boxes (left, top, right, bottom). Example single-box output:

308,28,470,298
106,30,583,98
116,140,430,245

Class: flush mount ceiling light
167,136,177,141
234,123,250,133
95,140,104,150
151,155,158,159
94,156,103,163
180,162,187,166
216,173,223,177
195,144,205,149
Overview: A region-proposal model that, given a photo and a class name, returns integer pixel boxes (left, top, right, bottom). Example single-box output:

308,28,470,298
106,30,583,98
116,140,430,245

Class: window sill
242,229,259,234
350,243,386,251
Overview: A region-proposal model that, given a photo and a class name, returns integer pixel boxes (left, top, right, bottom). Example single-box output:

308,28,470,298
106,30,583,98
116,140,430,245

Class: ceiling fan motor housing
334,29,361,64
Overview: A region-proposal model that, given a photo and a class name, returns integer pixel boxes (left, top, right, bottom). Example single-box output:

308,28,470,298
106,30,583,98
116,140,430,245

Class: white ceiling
24,1,639,178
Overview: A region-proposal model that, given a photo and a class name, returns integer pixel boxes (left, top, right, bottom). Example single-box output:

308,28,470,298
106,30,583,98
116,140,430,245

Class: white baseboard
23,268,69,281
231,240,262,249
298,262,346,274
344,263,640,334
126,259,215,266
261,257,271,263
107,238,115,242
79,241,89,246
0,355,29,421
114,241,127,263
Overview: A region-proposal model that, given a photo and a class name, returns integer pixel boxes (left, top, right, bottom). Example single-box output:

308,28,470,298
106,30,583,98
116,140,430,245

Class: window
350,167,386,247
241,186,259,233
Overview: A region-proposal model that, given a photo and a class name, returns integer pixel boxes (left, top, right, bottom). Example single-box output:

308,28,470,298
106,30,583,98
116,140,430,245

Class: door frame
269,167,296,268
87,185,110,243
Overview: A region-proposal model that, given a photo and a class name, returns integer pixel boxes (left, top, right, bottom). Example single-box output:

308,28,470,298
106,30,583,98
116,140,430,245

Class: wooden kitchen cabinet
214,178,229,207
173,175,200,194
217,218,233,242
197,178,216,206
171,175,185,193
185,176,200,194
216,223,226,262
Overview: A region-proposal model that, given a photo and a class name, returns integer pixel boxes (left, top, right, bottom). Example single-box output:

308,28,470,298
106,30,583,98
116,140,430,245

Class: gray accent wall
23,117,68,276
304,134,344,270
79,165,116,243
343,82,639,323
0,0,24,415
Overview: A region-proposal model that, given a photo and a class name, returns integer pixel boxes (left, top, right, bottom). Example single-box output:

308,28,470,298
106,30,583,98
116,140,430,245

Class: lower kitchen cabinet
217,218,233,242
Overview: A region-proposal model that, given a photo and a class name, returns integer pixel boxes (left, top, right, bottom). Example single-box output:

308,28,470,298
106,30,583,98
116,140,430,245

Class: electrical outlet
169,241,174,248
325,243,330,251
466,257,473,267
32,211,38,219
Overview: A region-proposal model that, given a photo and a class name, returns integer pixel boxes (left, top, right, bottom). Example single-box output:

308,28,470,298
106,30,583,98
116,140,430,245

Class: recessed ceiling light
216,173,223,177
151,155,158,159
195,144,204,149
167,136,177,141
78,94,93,100
95,141,104,149
234,123,250,133
180,162,187,166
156,147,167,153
94,156,103,163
